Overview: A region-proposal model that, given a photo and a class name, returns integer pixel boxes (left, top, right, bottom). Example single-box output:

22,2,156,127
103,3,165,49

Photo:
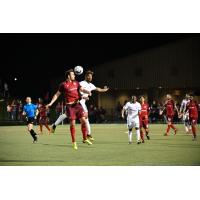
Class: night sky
0,33,192,98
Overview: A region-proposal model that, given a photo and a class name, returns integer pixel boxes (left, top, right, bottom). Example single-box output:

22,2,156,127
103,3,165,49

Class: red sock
45,124,50,131
81,123,87,140
39,124,43,132
70,125,76,143
192,126,196,137
140,130,144,141
170,124,176,130
166,125,171,133
145,129,149,136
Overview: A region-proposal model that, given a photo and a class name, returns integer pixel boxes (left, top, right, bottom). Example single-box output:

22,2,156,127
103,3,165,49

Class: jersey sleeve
123,102,129,110
58,82,65,93
91,83,97,91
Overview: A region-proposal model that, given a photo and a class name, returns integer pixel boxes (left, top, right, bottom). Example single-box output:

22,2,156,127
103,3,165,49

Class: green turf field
0,124,199,166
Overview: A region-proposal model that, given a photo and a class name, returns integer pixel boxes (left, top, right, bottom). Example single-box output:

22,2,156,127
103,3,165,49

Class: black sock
53,124,56,129
29,129,36,139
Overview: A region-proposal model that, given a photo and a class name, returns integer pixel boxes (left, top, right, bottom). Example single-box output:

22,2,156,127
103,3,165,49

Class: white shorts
80,99,88,113
127,116,140,129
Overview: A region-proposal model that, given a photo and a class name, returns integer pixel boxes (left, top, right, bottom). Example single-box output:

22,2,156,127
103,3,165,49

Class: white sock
128,131,132,142
85,118,91,135
136,129,140,141
185,126,189,133
54,114,67,126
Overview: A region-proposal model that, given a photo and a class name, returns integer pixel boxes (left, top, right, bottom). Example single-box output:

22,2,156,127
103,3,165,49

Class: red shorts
39,117,49,124
189,117,198,125
140,119,149,129
166,115,174,123
66,103,85,120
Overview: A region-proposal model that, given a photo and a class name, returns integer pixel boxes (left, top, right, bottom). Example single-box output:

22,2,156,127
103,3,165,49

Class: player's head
85,70,94,82
131,95,137,103
189,93,194,100
185,93,190,99
65,69,75,81
140,96,145,103
26,97,32,104
166,94,172,100
38,98,43,103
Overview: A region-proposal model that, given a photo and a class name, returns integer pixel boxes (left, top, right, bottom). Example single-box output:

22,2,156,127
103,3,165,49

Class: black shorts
27,117,35,125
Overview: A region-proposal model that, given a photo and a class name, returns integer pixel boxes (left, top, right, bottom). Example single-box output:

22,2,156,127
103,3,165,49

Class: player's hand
178,113,183,119
104,86,109,91
159,110,163,115
46,103,51,109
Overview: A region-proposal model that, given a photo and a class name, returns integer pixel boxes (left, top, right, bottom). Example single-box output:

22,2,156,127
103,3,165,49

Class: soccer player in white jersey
50,70,109,141
79,70,109,141
122,95,142,144
179,94,191,134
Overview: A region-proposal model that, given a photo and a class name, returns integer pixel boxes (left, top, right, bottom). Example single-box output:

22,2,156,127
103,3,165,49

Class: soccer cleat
137,140,141,144
174,129,177,135
87,134,94,141
72,142,78,150
146,135,150,140
164,133,169,136
83,139,92,145
50,125,56,133
142,140,145,143
192,136,197,141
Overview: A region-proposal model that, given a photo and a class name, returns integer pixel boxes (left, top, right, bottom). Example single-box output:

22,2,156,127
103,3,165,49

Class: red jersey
39,105,48,118
140,103,149,120
59,81,81,104
186,100,199,119
164,100,175,116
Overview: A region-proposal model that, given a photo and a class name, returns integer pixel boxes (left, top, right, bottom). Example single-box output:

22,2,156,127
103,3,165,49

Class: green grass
0,124,199,166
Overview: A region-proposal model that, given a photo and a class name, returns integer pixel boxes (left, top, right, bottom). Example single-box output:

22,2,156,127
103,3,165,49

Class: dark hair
85,70,94,76
65,69,74,78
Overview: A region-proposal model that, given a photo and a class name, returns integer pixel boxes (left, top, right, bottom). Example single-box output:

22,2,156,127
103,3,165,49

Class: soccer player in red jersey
160,94,179,136
46,69,92,150
38,100,51,134
139,96,150,142
185,94,199,141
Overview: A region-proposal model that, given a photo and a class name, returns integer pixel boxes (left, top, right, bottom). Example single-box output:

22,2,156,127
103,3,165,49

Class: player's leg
164,116,171,136
80,101,94,141
144,119,150,140
135,118,141,144
191,118,197,141
128,126,133,144
44,124,51,134
77,103,92,145
27,121,38,143
39,123,43,134
69,119,78,149
51,113,67,133
140,127,145,143
80,117,92,145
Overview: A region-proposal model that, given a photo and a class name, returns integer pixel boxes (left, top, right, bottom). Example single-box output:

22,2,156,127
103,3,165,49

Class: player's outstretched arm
46,91,61,108
96,86,109,93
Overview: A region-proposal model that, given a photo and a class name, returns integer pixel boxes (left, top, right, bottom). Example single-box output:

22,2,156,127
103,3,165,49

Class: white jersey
180,99,190,113
123,101,141,129
123,101,141,119
79,80,97,112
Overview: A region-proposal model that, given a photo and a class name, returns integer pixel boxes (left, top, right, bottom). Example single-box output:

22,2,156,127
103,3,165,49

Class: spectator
7,102,12,120
4,82,9,98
